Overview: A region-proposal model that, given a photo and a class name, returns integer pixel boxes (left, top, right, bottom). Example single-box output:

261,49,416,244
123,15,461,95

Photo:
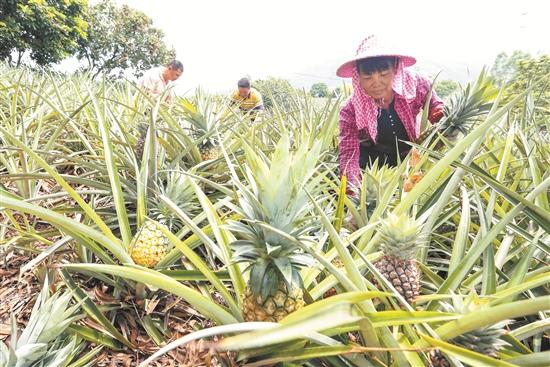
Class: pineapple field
0,63,549,367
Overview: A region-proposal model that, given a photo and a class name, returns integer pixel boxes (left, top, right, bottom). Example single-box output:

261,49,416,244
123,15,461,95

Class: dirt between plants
0,249,237,366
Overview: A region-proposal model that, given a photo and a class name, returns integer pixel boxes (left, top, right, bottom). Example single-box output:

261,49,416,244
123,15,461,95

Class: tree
0,0,88,66
435,79,459,100
505,54,550,120
490,50,531,85
310,82,330,98
77,0,175,79
254,77,297,110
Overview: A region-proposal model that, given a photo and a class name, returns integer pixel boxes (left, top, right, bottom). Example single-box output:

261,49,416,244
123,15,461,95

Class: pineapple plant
0,280,82,367
429,291,511,366
130,168,197,268
418,70,497,146
177,88,228,162
373,213,423,304
229,135,321,322
345,163,396,230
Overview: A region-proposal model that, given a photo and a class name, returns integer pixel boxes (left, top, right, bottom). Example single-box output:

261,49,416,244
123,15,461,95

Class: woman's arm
416,75,445,123
339,101,361,188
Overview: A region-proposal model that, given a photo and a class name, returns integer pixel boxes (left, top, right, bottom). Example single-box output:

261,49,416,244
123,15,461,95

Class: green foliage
505,54,550,119
254,76,297,110
490,50,531,85
435,79,459,100
1,63,549,367
0,279,83,367
310,82,330,98
76,0,175,78
0,0,88,65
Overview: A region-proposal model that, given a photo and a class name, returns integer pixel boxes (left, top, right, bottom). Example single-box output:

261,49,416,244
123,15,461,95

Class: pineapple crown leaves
439,69,498,136
238,135,322,235
353,163,397,204
378,212,425,259
226,135,322,297
18,286,80,347
248,256,305,298
178,87,231,141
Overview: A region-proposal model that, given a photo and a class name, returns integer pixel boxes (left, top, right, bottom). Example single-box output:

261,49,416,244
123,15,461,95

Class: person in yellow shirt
230,77,264,121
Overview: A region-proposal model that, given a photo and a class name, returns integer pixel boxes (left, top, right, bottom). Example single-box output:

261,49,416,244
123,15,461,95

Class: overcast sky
109,0,550,94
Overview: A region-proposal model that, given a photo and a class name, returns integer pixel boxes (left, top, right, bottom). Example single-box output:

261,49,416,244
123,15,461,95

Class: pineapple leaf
250,259,269,295
274,257,293,286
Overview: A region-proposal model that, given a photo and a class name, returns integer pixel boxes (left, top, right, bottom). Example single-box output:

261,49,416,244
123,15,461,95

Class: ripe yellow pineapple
130,168,196,268
229,135,321,322
374,213,422,304
130,220,169,268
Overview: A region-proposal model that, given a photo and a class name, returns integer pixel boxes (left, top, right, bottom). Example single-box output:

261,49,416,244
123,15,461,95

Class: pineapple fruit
130,220,169,268
242,281,305,322
134,123,148,158
403,148,424,192
374,213,422,304
229,135,321,322
429,291,510,366
403,171,425,193
198,140,220,161
130,169,196,268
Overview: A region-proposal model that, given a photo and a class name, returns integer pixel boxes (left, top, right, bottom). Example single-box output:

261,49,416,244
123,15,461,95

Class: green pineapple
429,291,511,366
374,213,423,304
229,135,321,322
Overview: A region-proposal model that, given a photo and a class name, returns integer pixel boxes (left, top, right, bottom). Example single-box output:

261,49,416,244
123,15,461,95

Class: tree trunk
16,51,23,67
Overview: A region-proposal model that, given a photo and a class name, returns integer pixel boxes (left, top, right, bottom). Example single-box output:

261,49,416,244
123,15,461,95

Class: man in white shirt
138,60,183,103
135,60,183,157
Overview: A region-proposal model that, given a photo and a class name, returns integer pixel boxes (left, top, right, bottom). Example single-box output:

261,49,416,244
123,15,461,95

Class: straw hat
336,34,416,78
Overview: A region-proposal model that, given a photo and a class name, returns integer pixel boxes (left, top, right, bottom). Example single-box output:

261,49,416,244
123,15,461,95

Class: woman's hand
429,106,445,122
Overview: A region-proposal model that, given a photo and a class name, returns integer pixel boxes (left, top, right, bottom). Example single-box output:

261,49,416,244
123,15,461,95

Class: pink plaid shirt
339,71,443,186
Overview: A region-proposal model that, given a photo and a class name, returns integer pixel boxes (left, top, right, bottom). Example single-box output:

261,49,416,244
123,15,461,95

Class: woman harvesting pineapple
337,35,445,189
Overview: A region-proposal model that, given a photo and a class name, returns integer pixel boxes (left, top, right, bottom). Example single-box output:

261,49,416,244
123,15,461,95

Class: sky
106,0,550,95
